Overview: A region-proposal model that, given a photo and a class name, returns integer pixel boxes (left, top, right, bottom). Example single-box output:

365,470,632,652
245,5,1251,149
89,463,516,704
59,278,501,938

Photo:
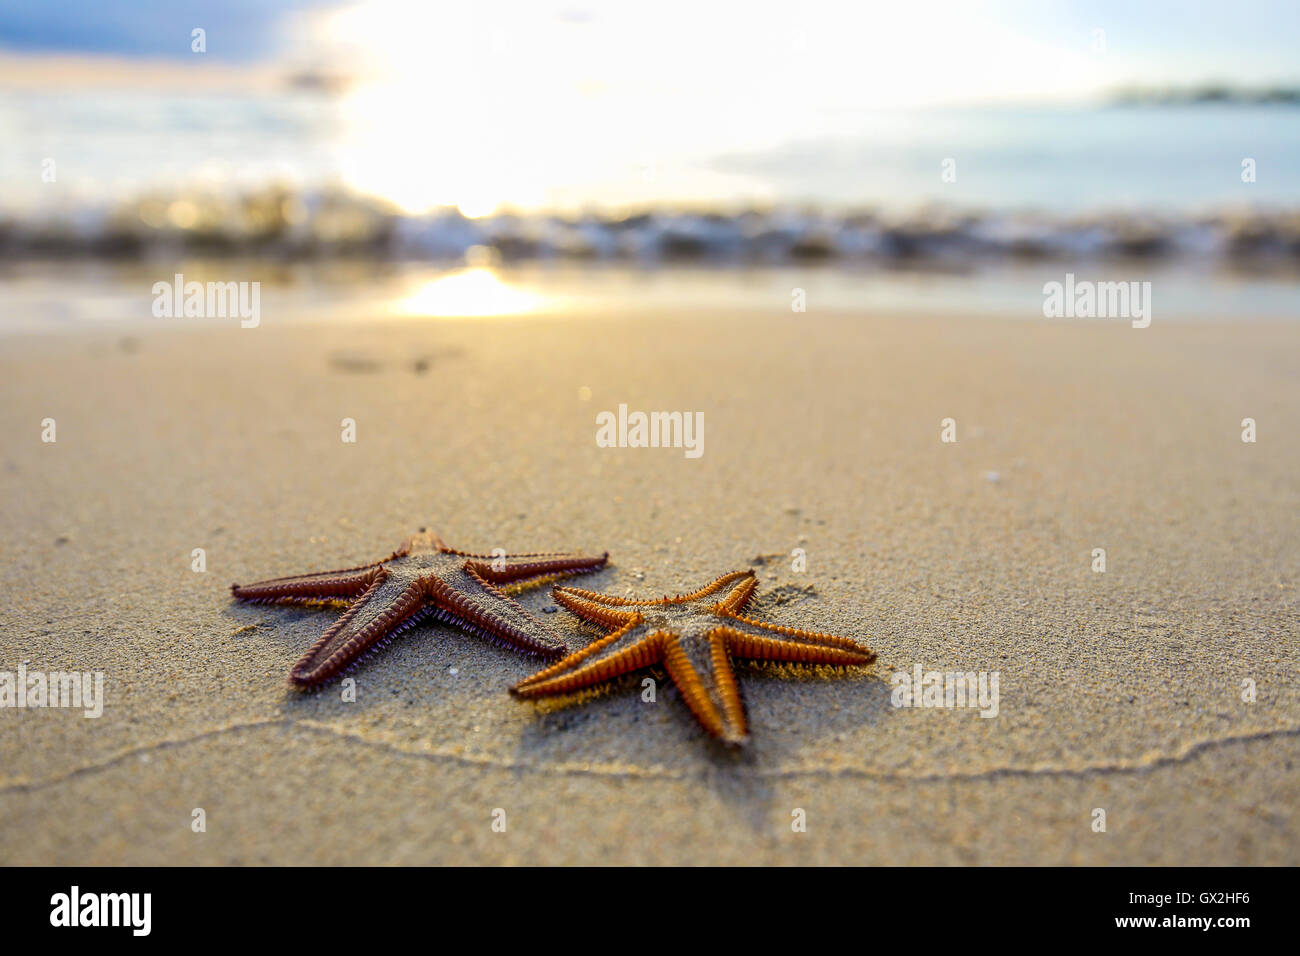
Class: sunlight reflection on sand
394,268,545,318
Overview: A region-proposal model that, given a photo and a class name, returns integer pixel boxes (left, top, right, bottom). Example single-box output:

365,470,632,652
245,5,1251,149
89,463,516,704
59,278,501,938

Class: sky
1,1,1296,215
1,0,1297,95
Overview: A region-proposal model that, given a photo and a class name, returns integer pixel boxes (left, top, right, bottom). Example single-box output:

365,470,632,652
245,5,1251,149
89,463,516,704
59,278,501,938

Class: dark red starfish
231,528,608,688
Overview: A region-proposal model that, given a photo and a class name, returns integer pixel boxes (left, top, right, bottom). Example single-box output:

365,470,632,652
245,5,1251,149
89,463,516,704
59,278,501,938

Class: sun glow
322,2,551,215
396,269,542,317
455,196,501,219
315,1,1108,215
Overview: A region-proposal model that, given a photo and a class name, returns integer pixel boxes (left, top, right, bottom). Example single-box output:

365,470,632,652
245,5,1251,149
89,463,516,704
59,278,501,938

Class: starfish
510,570,875,745
231,527,608,689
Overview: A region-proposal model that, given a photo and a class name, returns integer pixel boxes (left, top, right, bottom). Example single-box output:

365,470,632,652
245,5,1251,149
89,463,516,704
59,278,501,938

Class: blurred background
1,0,1298,326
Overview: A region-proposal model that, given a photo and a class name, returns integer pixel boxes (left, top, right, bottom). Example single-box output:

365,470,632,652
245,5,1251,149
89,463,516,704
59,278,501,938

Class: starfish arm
672,569,755,605
551,569,755,611
463,550,609,591
552,587,641,630
714,572,758,614
231,563,383,604
551,584,644,609
430,566,569,659
288,572,428,687
716,615,876,665
400,528,447,553
510,620,660,696
661,630,749,745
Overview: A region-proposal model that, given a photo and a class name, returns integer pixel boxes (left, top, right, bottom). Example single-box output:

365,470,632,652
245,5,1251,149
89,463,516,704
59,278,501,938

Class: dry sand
1,304,1297,864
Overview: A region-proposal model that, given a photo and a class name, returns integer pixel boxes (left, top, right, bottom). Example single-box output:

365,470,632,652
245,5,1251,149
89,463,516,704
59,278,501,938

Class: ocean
1,90,1297,325
4,91,1298,210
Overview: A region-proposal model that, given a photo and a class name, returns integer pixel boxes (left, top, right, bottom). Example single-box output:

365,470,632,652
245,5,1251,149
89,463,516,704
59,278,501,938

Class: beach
1,301,1297,865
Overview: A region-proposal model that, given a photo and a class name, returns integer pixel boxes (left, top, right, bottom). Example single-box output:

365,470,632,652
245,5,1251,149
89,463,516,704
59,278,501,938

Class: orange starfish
511,570,875,745
231,528,608,688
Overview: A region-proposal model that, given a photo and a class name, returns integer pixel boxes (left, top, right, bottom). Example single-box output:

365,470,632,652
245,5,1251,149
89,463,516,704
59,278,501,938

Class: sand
1,303,1297,864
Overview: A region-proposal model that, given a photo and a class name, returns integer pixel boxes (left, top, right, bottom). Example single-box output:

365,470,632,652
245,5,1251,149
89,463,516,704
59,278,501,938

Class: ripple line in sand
1,718,1298,794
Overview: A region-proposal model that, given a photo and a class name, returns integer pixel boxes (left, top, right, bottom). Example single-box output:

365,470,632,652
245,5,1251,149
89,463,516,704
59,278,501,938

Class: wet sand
1,305,1297,864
